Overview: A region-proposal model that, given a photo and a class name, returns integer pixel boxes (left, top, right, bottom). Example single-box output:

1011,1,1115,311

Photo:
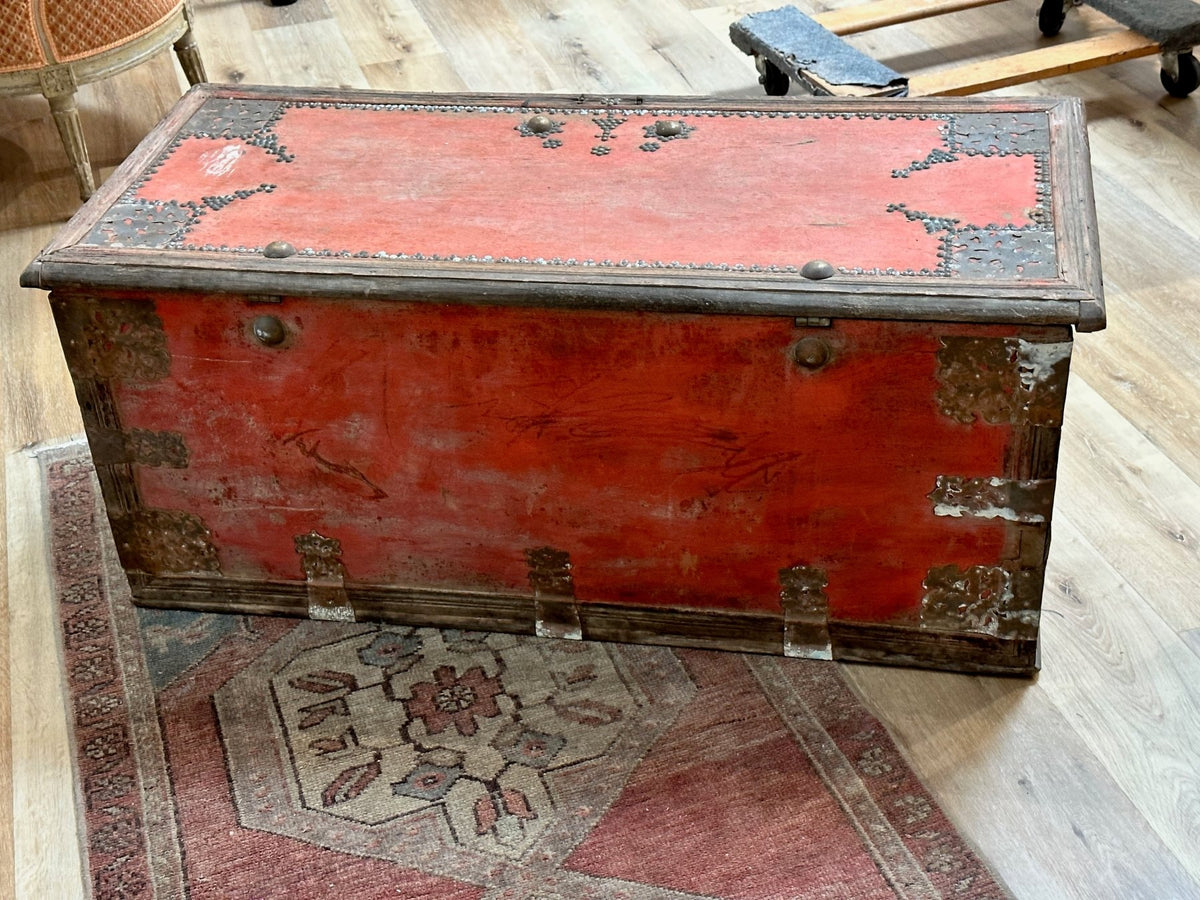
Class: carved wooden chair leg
173,28,208,85
174,7,208,85
2,1,212,200
44,88,96,201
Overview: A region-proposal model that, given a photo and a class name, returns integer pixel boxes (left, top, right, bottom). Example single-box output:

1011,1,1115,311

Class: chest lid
23,84,1104,330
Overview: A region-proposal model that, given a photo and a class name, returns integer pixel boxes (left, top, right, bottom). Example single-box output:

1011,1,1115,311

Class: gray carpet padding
1086,0,1200,52
730,6,907,90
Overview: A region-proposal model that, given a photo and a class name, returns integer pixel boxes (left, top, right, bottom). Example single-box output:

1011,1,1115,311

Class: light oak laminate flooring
3,1,1199,896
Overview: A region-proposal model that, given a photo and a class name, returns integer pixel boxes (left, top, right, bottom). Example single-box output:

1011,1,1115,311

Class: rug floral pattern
219,626,693,869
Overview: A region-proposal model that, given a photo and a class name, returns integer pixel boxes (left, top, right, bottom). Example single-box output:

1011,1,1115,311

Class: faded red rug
45,448,1010,899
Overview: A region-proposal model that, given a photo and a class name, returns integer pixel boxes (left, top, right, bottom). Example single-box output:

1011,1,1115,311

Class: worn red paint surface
114,296,1013,622
133,103,1039,275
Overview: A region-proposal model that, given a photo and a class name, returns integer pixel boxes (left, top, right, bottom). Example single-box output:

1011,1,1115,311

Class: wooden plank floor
3,1,1199,896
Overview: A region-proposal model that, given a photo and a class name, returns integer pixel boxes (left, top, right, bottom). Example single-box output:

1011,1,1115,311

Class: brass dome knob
263,240,296,259
801,259,835,280
792,337,832,371
251,315,287,347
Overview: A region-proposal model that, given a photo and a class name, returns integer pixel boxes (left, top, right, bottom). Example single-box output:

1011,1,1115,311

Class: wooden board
815,0,1010,37
6,447,87,898
910,29,1160,95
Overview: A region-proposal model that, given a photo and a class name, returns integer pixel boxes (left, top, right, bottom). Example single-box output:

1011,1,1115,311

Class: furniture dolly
731,0,1200,97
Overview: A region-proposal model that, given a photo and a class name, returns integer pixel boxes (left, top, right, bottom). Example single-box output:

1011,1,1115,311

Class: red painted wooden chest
23,85,1104,674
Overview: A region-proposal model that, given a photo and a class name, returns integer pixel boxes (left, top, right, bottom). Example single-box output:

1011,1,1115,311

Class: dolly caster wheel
1161,51,1200,98
757,58,791,96
1038,0,1066,37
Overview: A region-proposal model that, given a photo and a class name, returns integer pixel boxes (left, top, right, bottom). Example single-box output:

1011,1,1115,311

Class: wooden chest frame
22,85,1104,675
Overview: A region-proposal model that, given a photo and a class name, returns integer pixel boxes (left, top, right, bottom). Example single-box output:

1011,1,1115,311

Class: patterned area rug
44,448,1010,899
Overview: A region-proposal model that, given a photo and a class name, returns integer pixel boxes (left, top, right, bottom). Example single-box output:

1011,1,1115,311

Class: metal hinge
526,546,582,640
295,531,356,622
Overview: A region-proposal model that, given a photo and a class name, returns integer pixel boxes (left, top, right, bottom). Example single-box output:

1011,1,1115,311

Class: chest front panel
60,291,1065,625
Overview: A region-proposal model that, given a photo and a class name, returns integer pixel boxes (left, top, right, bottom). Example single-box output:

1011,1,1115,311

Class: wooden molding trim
128,573,1039,675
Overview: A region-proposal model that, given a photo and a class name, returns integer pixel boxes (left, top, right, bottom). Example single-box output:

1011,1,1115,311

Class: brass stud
263,240,296,259
251,315,287,347
801,259,835,280
655,120,684,137
526,115,554,134
792,337,832,371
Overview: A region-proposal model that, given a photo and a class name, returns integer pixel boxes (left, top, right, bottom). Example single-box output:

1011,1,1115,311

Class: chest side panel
82,293,1038,622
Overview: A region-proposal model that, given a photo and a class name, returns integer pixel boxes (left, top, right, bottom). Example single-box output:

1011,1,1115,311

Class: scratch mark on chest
282,429,388,500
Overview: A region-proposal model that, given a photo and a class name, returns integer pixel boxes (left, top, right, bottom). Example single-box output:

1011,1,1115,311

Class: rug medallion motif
217,626,694,867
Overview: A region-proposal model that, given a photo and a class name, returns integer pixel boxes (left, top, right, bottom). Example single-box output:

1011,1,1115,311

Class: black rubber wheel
1161,52,1200,98
760,60,790,96
1038,0,1066,37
